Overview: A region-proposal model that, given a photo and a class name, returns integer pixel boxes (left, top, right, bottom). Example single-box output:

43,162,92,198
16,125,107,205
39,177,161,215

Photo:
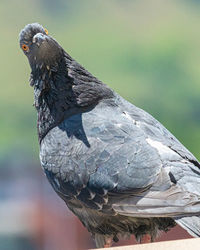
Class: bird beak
32,33,47,47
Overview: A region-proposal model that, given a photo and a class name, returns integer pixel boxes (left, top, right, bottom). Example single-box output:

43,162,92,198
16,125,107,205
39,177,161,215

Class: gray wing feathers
117,95,199,165
113,185,200,217
41,105,162,192
41,98,200,219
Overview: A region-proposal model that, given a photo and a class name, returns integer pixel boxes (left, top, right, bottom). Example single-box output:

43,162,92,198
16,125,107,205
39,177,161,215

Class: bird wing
40,97,200,217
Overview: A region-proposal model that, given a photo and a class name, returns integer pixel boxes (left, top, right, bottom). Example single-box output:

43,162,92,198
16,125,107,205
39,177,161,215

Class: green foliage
0,0,200,166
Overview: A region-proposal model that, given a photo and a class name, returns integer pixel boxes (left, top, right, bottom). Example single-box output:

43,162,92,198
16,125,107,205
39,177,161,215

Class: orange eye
44,28,48,35
22,44,29,51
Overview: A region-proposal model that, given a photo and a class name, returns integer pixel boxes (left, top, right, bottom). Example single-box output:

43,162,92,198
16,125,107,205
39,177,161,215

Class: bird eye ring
44,28,48,35
22,44,29,51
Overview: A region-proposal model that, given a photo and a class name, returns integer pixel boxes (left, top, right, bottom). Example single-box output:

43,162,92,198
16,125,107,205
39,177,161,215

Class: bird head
19,23,63,70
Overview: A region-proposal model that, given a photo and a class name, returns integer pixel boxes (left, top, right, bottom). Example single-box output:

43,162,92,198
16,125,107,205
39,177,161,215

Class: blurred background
0,0,200,249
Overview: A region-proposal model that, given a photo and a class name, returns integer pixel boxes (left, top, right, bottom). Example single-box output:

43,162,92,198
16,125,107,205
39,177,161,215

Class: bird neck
31,54,114,143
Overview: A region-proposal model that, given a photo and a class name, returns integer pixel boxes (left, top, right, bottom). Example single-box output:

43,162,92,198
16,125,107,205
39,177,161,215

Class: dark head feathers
19,23,115,144
19,23,108,87
19,23,46,44
19,23,63,68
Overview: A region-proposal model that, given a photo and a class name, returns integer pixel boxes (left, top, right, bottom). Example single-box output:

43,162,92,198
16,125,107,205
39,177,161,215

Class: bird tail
175,216,200,237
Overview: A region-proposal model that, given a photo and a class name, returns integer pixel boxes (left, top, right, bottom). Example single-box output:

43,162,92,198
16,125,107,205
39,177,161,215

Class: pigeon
19,23,200,248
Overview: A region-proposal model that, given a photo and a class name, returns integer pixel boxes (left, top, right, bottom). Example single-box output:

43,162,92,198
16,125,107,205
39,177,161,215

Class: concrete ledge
91,238,200,250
